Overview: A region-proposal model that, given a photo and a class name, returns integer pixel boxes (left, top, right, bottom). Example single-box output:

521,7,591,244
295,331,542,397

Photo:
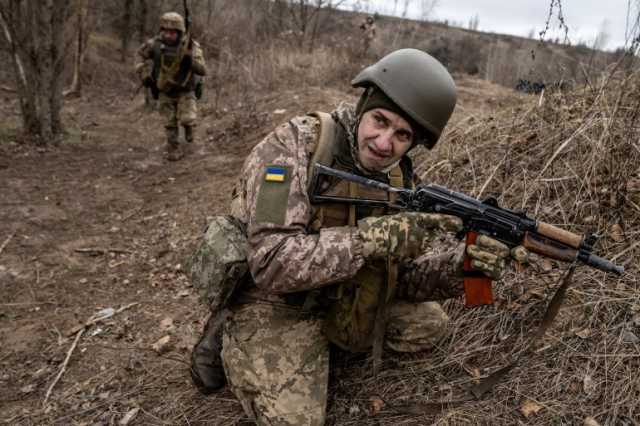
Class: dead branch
44,303,140,407
65,302,140,337
74,247,133,256
43,328,84,408
0,231,15,256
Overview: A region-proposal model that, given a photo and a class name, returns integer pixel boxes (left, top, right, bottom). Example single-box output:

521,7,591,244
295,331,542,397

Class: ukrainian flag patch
265,166,287,182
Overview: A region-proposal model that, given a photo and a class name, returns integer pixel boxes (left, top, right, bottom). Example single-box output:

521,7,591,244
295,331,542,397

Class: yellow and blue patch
265,166,286,182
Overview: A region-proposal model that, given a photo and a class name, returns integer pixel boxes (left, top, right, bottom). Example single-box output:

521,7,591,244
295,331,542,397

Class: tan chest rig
153,38,193,93
307,112,406,353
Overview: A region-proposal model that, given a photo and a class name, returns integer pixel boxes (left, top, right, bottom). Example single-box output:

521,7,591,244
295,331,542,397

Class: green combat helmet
159,12,186,33
352,48,457,149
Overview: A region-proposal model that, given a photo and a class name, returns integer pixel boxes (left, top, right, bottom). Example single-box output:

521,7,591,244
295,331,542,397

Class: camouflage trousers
221,300,449,425
158,91,197,129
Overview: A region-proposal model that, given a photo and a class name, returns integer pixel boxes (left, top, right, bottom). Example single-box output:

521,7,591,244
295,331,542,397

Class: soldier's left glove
358,212,463,260
466,235,529,280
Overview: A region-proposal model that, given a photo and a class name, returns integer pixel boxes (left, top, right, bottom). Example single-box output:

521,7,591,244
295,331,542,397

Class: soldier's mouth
366,145,390,161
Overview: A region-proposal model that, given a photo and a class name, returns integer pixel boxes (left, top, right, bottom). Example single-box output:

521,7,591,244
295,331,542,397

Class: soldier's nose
374,132,393,154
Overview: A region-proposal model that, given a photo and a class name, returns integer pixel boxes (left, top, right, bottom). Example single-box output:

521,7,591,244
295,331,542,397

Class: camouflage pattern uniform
135,16,206,160
221,104,466,425
359,16,376,57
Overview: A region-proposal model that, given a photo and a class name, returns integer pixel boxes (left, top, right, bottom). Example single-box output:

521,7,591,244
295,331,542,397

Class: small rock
119,407,140,425
584,416,601,426
152,335,172,354
583,374,596,395
159,317,174,332
20,384,35,394
348,404,360,416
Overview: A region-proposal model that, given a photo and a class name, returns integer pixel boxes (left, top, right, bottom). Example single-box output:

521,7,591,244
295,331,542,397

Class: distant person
359,15,377,57
189,48,528,424
135,12,207,161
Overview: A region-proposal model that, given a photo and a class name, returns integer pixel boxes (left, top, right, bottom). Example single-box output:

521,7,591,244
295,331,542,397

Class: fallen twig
122,206,143,221
0,231,15,256
65,302,140,337
43,328,84,408
74,247,132,256
611,241,640,262
44,303,141,408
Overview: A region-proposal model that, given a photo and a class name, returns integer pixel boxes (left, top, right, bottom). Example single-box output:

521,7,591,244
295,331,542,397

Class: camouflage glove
466,235,529,280
358,212,463,260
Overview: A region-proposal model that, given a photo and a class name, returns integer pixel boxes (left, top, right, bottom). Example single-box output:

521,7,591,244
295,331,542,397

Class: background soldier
359,15,376,57
135,12,207,161
204,49,529,425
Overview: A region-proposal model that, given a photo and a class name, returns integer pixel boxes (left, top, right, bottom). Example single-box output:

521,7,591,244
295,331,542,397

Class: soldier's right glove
358,212,463,260
466,235,530,280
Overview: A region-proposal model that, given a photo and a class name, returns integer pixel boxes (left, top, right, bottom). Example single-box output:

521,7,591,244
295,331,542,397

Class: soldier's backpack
188,215,248,313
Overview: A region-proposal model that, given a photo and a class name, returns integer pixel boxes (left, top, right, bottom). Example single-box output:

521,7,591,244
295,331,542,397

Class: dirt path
0,79,524,425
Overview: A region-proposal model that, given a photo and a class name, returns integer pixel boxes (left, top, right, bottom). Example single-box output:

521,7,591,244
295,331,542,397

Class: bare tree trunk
50,0,69,135
65,0,89,97
401,0,410,18
0,0,70,144
137,0,148,43
121,0,134,63
207,0,218,27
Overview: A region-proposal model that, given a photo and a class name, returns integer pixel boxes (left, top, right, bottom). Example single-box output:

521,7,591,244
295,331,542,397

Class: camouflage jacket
135,35,206,91
232,104,465,304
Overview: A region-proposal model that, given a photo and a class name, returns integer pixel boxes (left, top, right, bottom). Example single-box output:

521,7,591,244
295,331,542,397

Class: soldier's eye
396,130,412,143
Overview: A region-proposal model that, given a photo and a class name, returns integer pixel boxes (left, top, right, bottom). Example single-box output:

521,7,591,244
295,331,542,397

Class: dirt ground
0,77,524,425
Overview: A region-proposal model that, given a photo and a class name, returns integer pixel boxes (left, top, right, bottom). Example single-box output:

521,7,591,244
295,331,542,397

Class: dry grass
366,64,640,425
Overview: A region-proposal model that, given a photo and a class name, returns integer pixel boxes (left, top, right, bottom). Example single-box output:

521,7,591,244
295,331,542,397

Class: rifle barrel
314,163,408,194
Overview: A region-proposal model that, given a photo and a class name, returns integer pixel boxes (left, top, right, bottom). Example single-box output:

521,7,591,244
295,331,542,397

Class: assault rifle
311,164,624,307
183,0,193,48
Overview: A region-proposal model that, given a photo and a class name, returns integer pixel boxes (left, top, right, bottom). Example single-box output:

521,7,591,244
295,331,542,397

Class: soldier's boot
165,126,183,161
184,125,194,143
190,312,226,395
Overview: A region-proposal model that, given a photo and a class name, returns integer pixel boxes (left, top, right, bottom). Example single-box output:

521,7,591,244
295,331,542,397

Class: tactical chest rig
151,38,193,94
307,112,408,354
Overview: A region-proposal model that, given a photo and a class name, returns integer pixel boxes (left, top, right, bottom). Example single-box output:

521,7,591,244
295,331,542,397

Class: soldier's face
161,29,179,44
357,108,414,171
